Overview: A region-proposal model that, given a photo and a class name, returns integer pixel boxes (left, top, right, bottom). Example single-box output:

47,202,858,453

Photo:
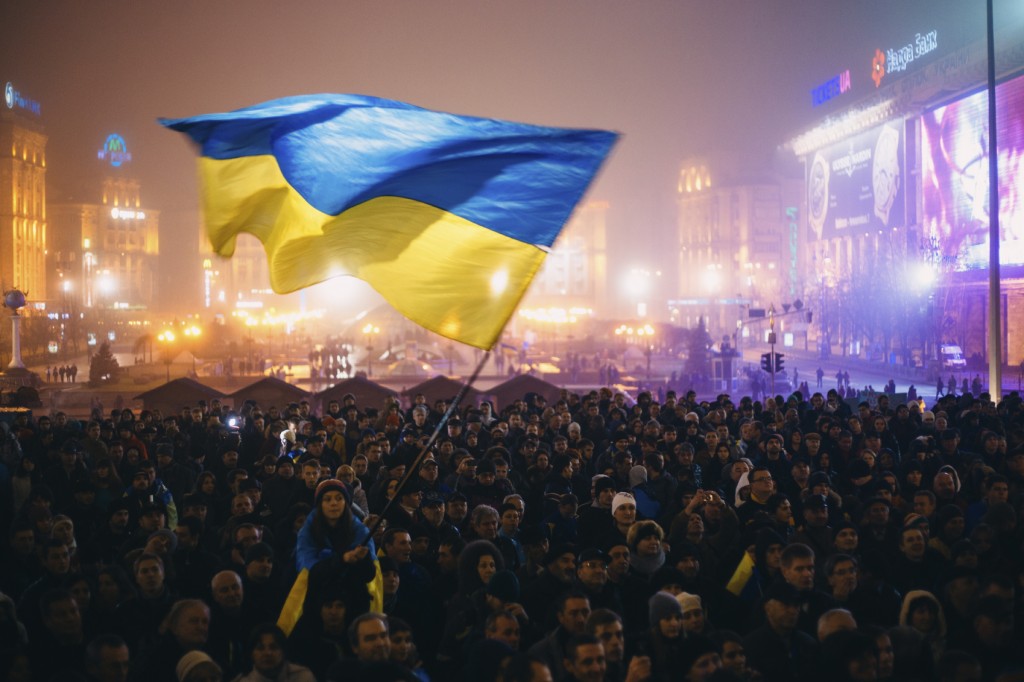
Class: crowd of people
1,383,1023,681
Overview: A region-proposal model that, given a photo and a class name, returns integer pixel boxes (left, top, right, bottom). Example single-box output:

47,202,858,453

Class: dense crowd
1,384,1023,682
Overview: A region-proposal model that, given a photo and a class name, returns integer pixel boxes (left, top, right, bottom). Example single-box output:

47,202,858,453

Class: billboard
921,74,1024,270
807,121,905,240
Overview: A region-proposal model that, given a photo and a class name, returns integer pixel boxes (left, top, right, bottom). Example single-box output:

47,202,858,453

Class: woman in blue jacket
295,478,374,571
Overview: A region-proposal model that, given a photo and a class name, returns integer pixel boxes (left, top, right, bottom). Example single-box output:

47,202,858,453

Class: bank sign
873,29,939,87
4,82,41,116
97,134,132,167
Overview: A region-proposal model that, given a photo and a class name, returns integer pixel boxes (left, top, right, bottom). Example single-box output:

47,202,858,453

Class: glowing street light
157,330,176,383
184,325,202,374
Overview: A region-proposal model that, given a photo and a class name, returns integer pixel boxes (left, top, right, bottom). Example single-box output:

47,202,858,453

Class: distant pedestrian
816,367,824,388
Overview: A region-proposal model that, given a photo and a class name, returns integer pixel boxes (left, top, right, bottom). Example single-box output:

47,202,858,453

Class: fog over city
1,1,988,315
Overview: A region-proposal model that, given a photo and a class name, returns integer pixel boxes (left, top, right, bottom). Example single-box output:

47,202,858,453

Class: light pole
638,326,655,384
157,330,176,383
768,304,777,398
184,325,201,375
362,323,380,377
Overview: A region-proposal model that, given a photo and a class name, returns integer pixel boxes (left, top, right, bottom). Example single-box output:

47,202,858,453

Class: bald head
817,608,857,642
211,570,243,610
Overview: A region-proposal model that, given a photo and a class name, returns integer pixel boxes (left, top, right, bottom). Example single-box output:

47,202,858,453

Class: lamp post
768,304,777,398
157,330,176,383
638,326,655,384
184,325,201,375
362,323,380,377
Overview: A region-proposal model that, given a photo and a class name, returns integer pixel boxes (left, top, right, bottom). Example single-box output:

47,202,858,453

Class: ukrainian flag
161,95,617,349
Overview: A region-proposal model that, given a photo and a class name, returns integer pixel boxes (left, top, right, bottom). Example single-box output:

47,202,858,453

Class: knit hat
901,513,928,530
679,633,718,674
244,541,274,564
676,591,702,613
611,492,636,516
649,590,683,624
808,471,831,489
628,465,648,487
176,651,221,682
593,475,617,496
935,504,964,533
314,478,350,508
148,528,178,553
486,570,520,603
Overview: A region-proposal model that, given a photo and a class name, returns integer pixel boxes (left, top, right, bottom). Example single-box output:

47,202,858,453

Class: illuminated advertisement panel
921,74,1024,270
807,122,905,240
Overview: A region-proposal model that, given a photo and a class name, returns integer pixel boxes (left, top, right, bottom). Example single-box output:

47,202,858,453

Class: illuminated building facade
48,134,160,309
674,155,802,341
199,231,273,311
0,81,47,298
516,199,609,332
788,13,1024,365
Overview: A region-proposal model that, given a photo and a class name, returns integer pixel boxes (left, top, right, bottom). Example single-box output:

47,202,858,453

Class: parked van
939,344,967,369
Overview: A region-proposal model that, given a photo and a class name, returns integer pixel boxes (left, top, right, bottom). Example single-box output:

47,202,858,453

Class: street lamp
638,325,655,383
157,330,176,383
362,323,380,377
184,325,202,375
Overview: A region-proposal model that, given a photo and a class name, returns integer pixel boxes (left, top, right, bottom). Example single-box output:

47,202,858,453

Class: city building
673,154,803,346
48,133,160,311
787,12,1024,366
515,199,610,339
0,80,47,299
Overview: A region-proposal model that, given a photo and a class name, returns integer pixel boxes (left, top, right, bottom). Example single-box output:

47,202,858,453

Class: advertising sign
807,121,905,240
4,82,41,116
97,134,132,167
921,74,1024,270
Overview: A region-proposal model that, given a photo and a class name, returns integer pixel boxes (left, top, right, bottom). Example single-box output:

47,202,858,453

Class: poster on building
806,121,905,240
921,74,1024,270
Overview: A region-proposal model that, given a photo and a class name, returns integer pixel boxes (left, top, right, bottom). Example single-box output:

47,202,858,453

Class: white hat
176,651,221,682
677,591,702,613
612,492,636,516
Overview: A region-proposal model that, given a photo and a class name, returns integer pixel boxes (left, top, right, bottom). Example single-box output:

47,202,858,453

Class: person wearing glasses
737,467,776,526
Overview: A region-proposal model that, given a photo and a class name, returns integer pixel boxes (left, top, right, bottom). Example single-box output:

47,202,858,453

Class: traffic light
760,353,772,372
774,353,785,374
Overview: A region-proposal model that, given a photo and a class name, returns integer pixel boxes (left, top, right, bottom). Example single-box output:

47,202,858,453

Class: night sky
0,0,992,315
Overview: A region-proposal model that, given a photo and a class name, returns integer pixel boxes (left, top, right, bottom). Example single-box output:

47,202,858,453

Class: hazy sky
0,0,993,312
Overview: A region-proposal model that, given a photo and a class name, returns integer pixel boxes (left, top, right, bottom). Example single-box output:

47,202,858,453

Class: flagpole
987,0,1003,402
360,349,491,545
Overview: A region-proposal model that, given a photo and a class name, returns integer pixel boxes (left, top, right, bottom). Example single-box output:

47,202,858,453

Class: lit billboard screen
921,74,1024,270
807,122,905,240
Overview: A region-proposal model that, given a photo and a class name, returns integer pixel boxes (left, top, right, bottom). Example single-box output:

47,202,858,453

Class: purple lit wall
921,73,1024,270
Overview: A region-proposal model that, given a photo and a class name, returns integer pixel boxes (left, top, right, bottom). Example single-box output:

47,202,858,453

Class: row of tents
133,373,568,417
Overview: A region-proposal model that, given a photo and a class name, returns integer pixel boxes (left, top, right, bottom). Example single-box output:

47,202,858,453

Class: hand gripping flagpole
360,350,491,546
